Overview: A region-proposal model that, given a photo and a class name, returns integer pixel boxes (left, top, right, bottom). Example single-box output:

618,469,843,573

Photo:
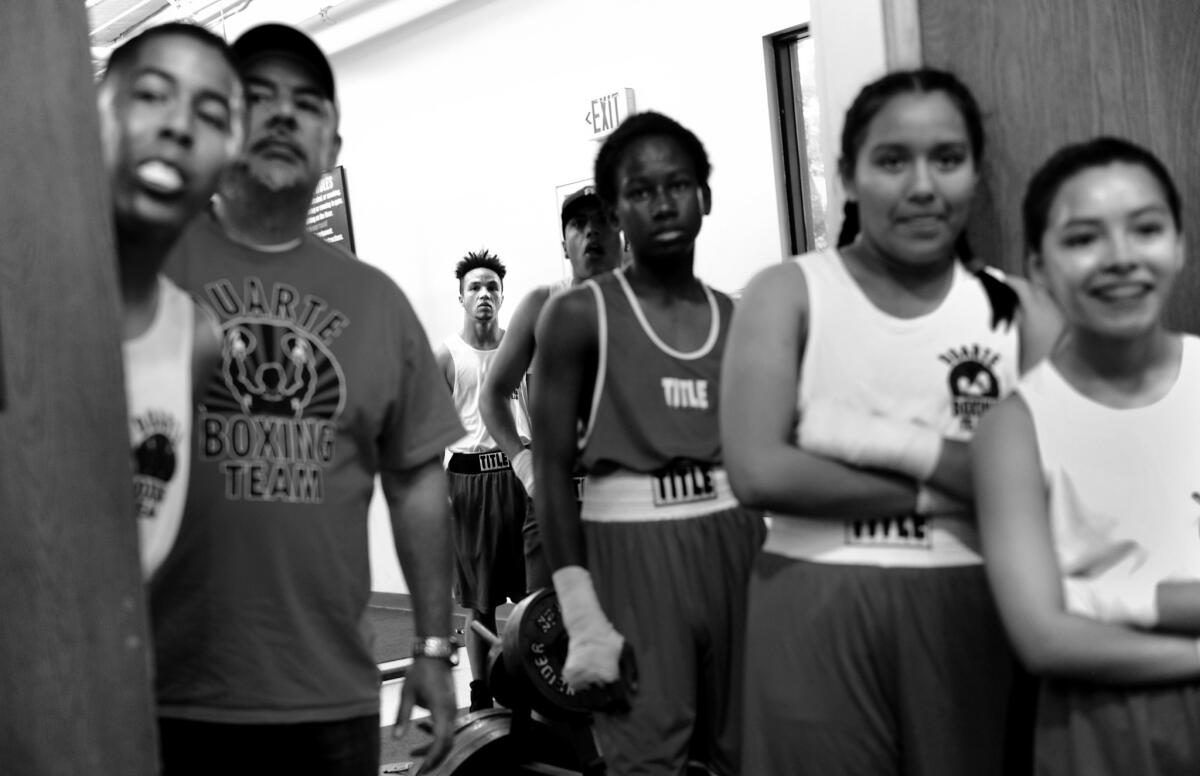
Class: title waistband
447,450,511,475
581,464,738,522
763,512,982,567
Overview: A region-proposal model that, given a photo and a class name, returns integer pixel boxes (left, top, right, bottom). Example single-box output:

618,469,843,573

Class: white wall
281,0,888,593
328,0,807,327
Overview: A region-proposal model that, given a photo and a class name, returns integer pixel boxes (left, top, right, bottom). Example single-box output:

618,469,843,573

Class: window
772,26,828,254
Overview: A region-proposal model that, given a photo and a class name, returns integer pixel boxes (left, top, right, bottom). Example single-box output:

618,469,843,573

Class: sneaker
468,679,493,712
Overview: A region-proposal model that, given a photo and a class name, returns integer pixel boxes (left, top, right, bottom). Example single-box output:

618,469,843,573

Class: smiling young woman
973,136,1200,776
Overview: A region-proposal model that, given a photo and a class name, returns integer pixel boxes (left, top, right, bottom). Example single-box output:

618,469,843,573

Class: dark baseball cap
561,186,604,233
231,23,336,102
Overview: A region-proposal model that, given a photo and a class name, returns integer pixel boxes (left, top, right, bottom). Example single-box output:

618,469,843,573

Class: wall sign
585,88,636,140
307,165,356,253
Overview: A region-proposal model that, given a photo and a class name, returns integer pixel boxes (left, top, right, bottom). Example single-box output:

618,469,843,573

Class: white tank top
124,276,194,580
797,249,1020,441
1019,335,1200,594
444,333,530,453
767,249,1021,566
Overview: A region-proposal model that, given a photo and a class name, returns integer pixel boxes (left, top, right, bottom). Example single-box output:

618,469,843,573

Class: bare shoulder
537,283,599,351
433,338,455,386
541,282,597,323
974,389,1035,450
743,259,807,298
735,259,810,328
507,284,556,342
433,337,451,363
1007,274,1063,372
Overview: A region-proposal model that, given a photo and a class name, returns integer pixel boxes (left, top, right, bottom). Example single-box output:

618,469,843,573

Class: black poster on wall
307,165,356,254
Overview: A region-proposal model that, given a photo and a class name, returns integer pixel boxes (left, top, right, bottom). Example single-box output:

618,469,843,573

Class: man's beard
228,155,317,198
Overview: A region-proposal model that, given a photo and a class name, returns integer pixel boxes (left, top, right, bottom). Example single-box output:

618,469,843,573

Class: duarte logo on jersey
131,409,182,520
196,277,349,505
939,344,1001,432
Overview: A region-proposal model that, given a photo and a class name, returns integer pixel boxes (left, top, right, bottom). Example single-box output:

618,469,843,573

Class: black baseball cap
561,186,604,233
231,23,336,102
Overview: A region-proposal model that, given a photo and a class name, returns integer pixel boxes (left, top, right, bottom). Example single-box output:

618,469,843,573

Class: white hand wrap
511,449,535,497
799,401,943,481
1063,564,1161,628
552,566,624,689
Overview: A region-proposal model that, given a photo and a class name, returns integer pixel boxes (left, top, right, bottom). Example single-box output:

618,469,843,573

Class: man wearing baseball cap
478,184,622,596
154,23,461,774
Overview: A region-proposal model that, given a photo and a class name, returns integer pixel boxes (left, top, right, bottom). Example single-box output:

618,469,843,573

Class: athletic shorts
742,554,1031,776
581,466,767,776
1035,678,1200,776
446,450,528,610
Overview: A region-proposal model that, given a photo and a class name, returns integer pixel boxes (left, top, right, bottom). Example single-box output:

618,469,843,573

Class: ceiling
87,0,253,73
85,0,462,75
87,0,257,47
86,0,356,73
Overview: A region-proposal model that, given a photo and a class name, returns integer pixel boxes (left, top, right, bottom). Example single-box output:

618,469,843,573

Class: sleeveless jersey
1019,335,1200,597
797,249,1020,443
445,333,530,453
578,268,733,475
769,249,1020,566
124,275,193,580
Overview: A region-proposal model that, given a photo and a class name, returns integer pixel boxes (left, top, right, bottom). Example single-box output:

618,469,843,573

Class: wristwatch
412,636,459,666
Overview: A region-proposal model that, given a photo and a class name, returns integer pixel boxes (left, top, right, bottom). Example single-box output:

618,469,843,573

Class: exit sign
585,88,636,140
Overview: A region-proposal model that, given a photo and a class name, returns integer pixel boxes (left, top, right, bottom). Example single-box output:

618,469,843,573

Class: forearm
1155,581,1200,635
967,398,1200,685
795,401,972,502
384,460,453,638
1019,610,1200,685
536,458,587,569
479,386,527,462
728,443,916,518
539,488,587,569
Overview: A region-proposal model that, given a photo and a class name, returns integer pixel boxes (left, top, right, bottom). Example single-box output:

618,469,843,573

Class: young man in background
437,249,531,712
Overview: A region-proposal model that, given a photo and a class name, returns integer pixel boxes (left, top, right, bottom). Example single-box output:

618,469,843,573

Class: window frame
771,24,822,255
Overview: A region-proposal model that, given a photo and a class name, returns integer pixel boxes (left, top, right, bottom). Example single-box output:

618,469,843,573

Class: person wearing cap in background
98,21,242,582
478,185,623,595
151,23,463,775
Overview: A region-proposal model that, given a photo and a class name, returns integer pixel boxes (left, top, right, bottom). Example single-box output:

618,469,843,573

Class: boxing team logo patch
939,344,1001,432
131,409,182,520
197,277,348,504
